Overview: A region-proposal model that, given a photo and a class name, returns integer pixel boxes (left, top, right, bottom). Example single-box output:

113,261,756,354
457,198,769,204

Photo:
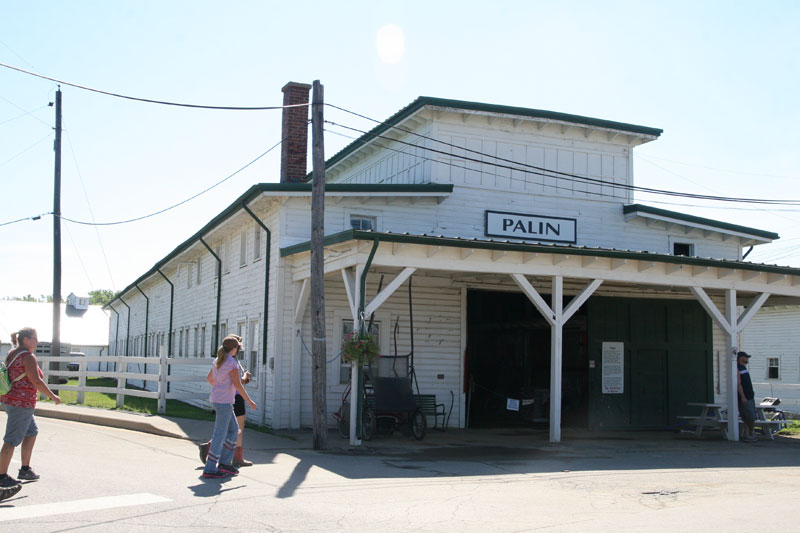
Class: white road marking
0,492,171,522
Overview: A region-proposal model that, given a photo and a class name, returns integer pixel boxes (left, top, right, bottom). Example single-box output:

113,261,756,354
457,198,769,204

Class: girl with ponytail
201,335,257,478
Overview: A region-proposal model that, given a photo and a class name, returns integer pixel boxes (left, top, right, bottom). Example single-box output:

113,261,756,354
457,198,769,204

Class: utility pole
310,80,327,450
52,87,62,364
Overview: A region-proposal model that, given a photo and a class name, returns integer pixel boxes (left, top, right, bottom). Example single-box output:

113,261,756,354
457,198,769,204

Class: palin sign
485,211,577,244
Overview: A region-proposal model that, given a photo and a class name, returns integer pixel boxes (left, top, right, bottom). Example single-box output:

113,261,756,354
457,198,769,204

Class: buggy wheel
336,403,349,439
411,408,426,440
362,408,376,441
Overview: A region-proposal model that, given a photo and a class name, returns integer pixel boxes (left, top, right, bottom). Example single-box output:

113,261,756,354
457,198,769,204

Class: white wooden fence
37,354,208,414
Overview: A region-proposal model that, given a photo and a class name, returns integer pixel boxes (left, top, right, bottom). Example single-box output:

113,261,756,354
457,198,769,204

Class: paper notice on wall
602,341,624,394
506,398,520,411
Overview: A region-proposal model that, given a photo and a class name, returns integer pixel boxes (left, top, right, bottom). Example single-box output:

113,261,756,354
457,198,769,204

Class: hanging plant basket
342,331,380,367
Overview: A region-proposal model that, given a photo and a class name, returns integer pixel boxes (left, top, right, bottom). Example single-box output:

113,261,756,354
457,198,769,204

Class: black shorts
233,394,246,417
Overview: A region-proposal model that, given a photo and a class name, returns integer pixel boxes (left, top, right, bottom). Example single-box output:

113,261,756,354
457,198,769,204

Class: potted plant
342,331,380,367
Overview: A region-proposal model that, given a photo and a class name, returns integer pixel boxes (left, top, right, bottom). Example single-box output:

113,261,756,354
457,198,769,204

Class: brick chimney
280,82,312,183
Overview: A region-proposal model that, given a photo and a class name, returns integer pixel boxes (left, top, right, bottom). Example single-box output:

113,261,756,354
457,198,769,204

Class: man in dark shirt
737,351,757,442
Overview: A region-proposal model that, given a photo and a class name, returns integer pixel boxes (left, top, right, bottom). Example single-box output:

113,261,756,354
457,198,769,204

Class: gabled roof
623,204,779,242
323,96,663,175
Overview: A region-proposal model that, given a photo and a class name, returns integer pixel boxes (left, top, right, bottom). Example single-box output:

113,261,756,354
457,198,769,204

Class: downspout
243,203,271,427
118,296,131,391
356,237,380,437
134,283,149,383
742,246,754,260
200,237,221,351
118,296,131,357
156,268,174,393
109,304,119,372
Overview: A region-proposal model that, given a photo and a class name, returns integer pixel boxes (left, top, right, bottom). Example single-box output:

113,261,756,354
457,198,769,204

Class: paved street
1,413,799,532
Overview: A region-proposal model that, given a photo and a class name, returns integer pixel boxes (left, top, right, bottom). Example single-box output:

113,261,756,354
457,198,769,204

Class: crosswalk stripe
0,492,171,522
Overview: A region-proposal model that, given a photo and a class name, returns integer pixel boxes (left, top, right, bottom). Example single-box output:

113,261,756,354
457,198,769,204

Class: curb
32,405,189,440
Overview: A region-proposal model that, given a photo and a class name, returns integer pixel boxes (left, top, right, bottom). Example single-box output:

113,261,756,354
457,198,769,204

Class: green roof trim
623,204,779,240
254,183,453,194
104,183,453,308
320,96,663,177
280,229,800,277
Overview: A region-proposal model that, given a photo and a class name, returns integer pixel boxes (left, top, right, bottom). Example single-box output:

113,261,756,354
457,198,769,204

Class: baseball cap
737,351,751,359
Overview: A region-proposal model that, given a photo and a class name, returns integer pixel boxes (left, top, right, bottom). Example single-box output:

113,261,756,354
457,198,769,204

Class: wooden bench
414,394,447,431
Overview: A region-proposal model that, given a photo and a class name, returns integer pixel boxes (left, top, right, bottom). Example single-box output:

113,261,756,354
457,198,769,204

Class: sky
1,1,799,301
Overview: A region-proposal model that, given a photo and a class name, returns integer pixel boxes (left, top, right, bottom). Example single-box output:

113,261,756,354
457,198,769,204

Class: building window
193,327,199,357
200,326,206,357
196,258,202,285
223,240,230,274
340,319,380,384
350,215,376,231
768,357,780,379
254,227,262,261
184,328,190,358
248,319,259,376
186,263,193,289
211,325,217,353
220,322,227,341
178,329,184,357
673,242,694,256
240,230,247,267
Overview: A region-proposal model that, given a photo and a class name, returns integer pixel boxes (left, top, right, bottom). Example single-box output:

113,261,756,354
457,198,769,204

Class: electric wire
0,132,52,168
0,62,310,111
0,212,51,228
0,94,52,128
57,125,302,226
326,104,800,206
0,104,50,127
637,152,800,180
64,131,117,290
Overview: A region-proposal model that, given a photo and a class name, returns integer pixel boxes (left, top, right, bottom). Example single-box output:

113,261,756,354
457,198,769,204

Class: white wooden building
106,83,800,443
740,306,800,413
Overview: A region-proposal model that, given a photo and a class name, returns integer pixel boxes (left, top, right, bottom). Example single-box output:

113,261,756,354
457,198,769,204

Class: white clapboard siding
741,306,800,413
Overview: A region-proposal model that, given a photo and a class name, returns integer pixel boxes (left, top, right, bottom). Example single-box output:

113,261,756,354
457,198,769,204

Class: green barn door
588,297,711,430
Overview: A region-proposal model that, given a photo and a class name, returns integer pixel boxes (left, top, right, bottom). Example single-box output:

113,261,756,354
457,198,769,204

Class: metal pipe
200,237,221,351
118,296,131,357
243,203,271,366
156,268,174,393
134,283,150,382
109,305,119,369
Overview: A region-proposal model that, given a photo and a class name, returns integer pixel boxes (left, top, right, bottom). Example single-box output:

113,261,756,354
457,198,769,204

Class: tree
89,289,116,306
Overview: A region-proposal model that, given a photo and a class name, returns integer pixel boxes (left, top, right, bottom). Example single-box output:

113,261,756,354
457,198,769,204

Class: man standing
737,351,758,442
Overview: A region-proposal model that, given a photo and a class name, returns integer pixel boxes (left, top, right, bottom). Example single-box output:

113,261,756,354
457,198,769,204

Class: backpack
0,351,27,396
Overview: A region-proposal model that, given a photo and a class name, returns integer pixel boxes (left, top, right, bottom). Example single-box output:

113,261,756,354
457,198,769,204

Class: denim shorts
739,398,757,424
2,404,38,446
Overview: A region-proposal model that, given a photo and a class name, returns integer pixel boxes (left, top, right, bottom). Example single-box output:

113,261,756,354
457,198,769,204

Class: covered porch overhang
282,230,800,444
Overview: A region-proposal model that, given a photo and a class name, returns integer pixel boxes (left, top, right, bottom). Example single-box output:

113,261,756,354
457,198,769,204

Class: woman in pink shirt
202,335,256,478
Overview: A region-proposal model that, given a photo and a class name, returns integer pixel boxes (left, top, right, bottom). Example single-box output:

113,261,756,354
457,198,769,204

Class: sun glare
376,24,405,64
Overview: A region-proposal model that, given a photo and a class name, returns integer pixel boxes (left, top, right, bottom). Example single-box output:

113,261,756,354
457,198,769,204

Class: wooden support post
158,349,167,414
116,359,128,408
77,360,86,405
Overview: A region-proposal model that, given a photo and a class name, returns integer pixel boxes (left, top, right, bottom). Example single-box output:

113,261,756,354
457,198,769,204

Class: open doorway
465,289,588,429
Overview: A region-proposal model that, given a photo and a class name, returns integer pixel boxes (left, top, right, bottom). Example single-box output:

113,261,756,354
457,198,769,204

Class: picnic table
678,402,786,440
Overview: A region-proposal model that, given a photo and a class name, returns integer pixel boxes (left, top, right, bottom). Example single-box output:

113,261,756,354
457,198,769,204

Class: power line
0,212,50,228
0,104,50,127
0,132,52,168
325,118,800,206
58,129,293,226
637,152,800,180
64,131,116,290
0,62,310,111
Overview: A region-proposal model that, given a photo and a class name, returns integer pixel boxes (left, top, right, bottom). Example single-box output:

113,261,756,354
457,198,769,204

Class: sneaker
0,475,19,488
743,435,759,443
201,470,227,479
0,483,21,502
217,463,239,476
198,442,210,464
17,468,40,481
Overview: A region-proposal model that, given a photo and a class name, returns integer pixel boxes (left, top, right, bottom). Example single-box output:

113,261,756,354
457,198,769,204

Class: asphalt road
1,416,799,532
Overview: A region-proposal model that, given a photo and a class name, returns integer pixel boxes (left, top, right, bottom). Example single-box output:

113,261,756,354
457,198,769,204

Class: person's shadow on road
188,471,243,498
